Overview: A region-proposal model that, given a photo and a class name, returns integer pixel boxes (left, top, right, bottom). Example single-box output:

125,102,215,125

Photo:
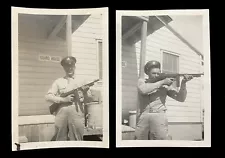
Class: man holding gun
45,56,94,141
135,60,193,140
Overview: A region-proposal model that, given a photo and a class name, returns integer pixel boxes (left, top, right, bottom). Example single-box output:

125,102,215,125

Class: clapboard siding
72,36,99,44
18,16,66,115
122,25,202,123
18,14,103,116
72,43,98,49
72,31,102,39
19,60,97,70
71,14,103,80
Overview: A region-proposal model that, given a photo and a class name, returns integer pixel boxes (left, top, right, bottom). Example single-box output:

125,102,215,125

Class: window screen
162,51,179,88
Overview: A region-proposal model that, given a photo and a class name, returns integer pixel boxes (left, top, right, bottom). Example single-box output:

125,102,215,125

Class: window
97,40,103,80
162,50,179,88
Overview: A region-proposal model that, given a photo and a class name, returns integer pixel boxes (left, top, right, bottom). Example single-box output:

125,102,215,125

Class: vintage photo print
11,7,109,150
116,10,211,147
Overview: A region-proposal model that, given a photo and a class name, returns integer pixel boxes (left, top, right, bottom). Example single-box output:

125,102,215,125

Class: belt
59,102,85,113
149,108,166,113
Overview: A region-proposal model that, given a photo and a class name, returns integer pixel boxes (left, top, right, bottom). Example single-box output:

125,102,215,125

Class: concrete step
122,125,135,140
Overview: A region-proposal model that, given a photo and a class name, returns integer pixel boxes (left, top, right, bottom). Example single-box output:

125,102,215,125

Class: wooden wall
18,14,103,116
18,14,67,116
71,14,103,81
122,25,203,123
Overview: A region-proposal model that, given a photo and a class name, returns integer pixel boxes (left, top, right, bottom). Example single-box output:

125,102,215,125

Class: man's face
63,64,75,77
148,68,160,79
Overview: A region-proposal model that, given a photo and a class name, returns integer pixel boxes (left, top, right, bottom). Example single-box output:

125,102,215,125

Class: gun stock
49,79,100,114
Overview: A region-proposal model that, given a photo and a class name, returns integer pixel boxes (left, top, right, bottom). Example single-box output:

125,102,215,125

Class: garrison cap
61,56,76,67
144,60,161,75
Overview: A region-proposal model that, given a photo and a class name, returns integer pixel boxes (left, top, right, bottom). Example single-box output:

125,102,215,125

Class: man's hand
62,94,74,103
182,75,193,83
81,85,90,91
162,78,174,86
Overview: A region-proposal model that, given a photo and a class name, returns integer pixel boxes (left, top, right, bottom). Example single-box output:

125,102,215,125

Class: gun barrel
179,73,204,77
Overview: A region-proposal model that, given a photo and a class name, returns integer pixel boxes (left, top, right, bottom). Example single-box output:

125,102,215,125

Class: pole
136,19,148,125
139,20,148,78
66,15,72,56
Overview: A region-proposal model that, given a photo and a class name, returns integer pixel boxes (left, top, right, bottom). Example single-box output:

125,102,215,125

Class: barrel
86,102,103,129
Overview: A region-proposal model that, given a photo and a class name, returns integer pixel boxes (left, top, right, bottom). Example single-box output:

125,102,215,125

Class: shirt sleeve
45,80,64,104
167,82,187,102
137,78,163,95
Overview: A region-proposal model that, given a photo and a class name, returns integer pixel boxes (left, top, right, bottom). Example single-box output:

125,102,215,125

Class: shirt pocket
58,85,67,94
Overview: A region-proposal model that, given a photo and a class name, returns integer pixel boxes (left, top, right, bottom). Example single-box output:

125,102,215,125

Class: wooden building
121,16,204,140
18,13,103,142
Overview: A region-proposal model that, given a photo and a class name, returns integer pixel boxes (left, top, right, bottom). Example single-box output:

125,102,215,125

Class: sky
168,15,203,54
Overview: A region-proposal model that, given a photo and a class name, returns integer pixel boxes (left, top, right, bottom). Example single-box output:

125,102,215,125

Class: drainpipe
66,15,72,56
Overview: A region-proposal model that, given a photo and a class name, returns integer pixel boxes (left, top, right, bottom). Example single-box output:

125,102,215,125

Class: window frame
160,49,180,88
96,39,103,83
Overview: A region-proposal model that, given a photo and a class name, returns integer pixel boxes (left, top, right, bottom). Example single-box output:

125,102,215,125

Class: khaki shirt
45,76,93,105
137,78,187,115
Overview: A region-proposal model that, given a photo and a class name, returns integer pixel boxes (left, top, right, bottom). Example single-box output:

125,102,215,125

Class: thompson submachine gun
145,73,204,87
49,79,99,114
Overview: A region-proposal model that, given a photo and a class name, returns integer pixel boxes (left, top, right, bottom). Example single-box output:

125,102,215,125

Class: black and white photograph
116,10,211,147
11,7,109,150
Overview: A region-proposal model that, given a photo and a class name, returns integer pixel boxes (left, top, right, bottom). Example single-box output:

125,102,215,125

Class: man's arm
167,75,193,102
45,80,65,104
167,80,187,102
137,78,165,95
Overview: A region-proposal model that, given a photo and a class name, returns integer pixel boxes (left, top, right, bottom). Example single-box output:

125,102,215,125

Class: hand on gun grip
63,94,74,103
163,78,174,86
81,85,90,91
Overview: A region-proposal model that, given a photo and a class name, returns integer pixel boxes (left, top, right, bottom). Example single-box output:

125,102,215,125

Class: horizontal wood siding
18,15,67,116
122,25,202,123
71,14,102,81
18,15,103,116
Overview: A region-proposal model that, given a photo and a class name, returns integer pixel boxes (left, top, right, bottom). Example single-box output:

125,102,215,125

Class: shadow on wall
121,40,139,126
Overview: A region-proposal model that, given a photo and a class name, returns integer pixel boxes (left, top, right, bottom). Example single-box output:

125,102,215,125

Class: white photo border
11,6,109,151
116,9,211,147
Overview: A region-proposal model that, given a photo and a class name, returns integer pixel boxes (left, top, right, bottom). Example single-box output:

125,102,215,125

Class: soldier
45,56,93,141
135,60,193,140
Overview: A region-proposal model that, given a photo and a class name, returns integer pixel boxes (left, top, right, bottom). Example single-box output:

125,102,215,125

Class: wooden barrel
86,102,103,129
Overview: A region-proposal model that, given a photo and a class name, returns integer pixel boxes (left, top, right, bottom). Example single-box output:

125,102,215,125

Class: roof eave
156,16,204,59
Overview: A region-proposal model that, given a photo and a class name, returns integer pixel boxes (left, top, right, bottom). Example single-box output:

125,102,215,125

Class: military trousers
134,112,171,140
53,104,85,141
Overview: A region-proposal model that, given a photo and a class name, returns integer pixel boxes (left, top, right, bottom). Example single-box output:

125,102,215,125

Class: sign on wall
51,56,61,62
39,54,51,61
38,54,61,63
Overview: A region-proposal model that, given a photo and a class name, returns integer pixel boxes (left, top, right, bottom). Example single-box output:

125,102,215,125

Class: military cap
144,60,161,75
61,56,76,67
